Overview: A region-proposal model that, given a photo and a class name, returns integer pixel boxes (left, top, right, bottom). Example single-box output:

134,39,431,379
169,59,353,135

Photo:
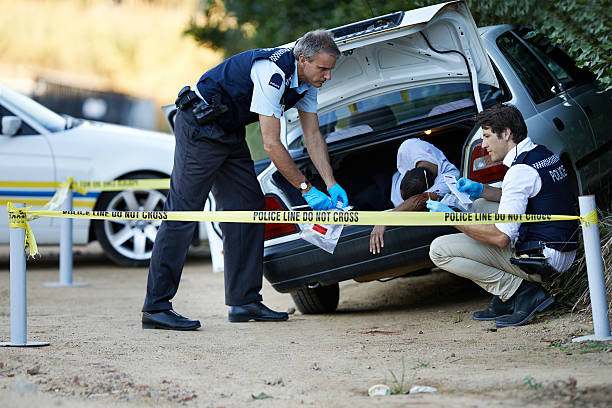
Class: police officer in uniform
427,104,578,327
142,30,349,330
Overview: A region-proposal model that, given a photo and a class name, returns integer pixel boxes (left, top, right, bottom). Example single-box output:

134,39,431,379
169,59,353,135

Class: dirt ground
1,244,611,408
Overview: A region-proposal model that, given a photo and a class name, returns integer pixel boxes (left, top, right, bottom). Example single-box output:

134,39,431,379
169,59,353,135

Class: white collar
503,137,537,167
290,60,299,89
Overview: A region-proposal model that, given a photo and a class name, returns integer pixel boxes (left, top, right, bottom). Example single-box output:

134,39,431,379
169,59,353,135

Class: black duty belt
174,86,228,126
175,86,200,111
511,240,566,282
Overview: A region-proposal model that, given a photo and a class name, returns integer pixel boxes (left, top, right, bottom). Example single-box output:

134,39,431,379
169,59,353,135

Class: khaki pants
428,199,541,302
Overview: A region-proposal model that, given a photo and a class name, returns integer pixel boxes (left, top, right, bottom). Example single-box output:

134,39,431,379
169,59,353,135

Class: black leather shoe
228,301,289,323
495,281,553,327
472,296,514,321
142,310,201,330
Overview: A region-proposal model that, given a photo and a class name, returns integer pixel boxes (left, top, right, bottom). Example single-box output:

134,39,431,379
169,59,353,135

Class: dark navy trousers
142,109,265,312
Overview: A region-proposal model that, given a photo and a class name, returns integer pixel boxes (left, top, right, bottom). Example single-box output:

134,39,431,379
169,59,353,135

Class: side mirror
1,116,22,136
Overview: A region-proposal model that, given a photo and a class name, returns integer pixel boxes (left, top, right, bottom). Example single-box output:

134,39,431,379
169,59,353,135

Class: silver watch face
300,182,308,190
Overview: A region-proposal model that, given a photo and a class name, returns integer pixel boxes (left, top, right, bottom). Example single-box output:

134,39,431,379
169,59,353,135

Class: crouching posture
427,104,578,327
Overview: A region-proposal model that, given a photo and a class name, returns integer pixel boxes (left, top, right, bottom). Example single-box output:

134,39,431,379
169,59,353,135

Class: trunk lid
283,1,497,147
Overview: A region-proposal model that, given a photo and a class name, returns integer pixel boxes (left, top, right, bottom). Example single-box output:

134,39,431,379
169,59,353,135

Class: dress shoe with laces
472,296,515,321
142,310,201,330
495,280,553,327
228,301,288,322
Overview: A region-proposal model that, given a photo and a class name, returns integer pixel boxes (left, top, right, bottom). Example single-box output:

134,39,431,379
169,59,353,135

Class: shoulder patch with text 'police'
268,73,283,90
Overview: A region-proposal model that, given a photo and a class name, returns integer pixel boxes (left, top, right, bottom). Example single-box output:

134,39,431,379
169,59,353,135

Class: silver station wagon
257,1,611,313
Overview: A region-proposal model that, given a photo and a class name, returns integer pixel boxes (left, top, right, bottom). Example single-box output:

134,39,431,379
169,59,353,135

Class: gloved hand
457,177,483,198
327,183,349,208
426,199,454,213
302,186,333,210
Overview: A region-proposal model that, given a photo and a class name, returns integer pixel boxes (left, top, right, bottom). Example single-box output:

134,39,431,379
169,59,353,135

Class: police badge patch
268,73,283,90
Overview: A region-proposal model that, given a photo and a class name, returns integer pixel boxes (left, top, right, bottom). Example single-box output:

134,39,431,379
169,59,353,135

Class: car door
494,30,597,192
0,102,56,243
514,27,612,193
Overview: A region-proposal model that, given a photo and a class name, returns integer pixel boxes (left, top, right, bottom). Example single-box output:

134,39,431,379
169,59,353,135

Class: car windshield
0,84,66,132
287,82,503,150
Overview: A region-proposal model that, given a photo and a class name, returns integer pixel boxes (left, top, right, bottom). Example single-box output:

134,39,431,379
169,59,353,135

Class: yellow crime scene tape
69,178,170,193
0,178,170,193
8,203,38,257
2,177,170,256
19,208,588,226
6,203,597,258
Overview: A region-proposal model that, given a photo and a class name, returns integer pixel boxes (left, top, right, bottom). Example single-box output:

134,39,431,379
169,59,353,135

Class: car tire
291,283,340,314
93,173,168,267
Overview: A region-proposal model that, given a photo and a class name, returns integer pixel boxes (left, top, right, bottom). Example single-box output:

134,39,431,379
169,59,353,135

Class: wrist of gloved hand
426,199,454,213
327,183,349,208
457,177,483,198
302,186,333,210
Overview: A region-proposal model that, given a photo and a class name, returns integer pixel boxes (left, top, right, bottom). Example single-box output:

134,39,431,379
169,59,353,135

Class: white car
0,82,208,266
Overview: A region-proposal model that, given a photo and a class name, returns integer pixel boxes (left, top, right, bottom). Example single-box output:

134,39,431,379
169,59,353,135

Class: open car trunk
272,118,475,212
263,116,477,292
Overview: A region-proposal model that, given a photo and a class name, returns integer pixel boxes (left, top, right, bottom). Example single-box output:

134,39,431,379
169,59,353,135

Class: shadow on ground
0,242,211,269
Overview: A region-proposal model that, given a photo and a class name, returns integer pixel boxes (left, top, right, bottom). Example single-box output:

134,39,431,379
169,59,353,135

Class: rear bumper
263,224,455,293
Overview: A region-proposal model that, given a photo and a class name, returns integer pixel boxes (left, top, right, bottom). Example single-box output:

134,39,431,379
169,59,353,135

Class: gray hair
293,29,340,61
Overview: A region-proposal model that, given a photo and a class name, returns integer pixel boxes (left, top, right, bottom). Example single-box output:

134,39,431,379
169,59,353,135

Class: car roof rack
331,11,404,42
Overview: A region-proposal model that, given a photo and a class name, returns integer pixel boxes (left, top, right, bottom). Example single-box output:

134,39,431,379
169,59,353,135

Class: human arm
299,110,336,188
260,114,309,189
457,177,502,202
260,115,332,210
299,110,348,207
370,192,437,253
455,224,510,248
426,197,511,247
481,184,502,202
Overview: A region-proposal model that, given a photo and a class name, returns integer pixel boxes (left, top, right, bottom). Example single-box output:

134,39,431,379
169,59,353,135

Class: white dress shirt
496,137,575,272
390,138,460,206
249,59,318,119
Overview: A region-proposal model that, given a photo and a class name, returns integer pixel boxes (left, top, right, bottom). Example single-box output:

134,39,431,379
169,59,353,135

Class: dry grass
549,212,612,316
0,0,221,111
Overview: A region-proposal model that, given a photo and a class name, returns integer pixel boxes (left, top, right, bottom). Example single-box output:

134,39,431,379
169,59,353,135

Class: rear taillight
264,195,299,240
468,141,507,183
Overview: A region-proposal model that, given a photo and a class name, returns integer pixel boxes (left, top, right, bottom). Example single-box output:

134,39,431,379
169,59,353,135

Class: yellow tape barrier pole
1,203,49,347
8,203,38,257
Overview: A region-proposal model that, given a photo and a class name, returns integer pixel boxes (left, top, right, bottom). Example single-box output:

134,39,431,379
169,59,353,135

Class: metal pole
59,188,73,285
573,195,612,342
1,203,49,347
44,187,87,287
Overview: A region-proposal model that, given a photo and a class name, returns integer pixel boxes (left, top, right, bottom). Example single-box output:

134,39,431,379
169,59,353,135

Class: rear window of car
496,32,560,104
287,82,504,150
514,27,595,89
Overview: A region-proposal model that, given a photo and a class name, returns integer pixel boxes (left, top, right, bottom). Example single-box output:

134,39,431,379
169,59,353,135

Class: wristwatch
299,181,310,194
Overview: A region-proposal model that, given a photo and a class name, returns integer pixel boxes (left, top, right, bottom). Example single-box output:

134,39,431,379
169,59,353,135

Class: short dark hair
475,104,527,143
400,167,435,200
293,29,340,61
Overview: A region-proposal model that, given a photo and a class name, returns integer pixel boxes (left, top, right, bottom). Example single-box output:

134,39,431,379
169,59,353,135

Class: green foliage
251,392,272,399
523,376,543,390
388,357,409,395
413,360,430,369
578,341,612,354
187,0,611,89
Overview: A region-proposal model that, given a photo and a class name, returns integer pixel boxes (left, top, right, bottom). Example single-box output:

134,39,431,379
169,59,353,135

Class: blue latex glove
457,177,483,198
426,199,454,213
302,186,333,210
327,183,349,208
